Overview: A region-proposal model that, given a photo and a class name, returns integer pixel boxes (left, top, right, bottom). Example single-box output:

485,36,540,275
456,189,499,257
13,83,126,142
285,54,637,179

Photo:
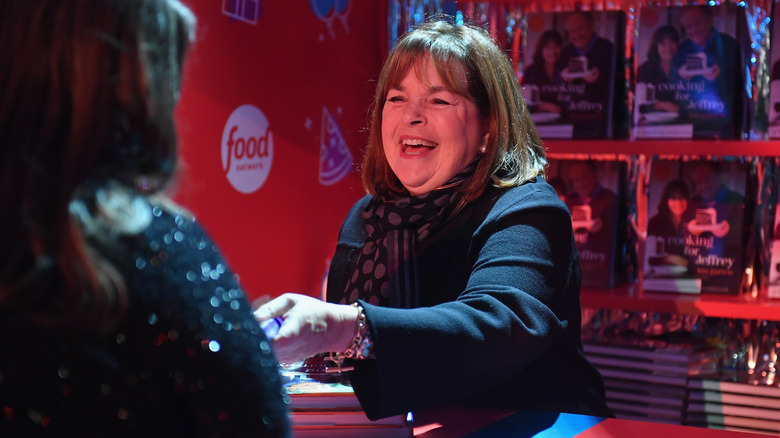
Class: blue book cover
633,5,749,139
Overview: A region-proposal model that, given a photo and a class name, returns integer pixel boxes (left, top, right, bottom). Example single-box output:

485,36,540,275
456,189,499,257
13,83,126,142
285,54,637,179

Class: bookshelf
544,140,780,157
581,286,780,321
549,138,780,321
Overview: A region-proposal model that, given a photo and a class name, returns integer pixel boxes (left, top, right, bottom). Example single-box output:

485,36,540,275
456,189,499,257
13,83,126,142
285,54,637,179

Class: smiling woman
381,55,486,195
255,17,613,421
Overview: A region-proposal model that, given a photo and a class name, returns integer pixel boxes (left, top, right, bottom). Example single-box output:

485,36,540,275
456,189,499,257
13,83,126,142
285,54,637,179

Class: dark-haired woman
0,1,289,436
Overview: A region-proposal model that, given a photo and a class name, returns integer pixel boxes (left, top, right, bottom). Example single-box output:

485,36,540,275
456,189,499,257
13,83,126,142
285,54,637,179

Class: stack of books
282,361,413,437
685,375,780,435
583,339,721,425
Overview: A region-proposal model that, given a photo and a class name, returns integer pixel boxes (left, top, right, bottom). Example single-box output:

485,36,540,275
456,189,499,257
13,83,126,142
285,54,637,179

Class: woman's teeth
401,139,436,150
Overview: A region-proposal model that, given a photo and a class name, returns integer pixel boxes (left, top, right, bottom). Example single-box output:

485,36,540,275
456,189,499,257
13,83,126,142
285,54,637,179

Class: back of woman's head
0,0,195,333
363,18,547,200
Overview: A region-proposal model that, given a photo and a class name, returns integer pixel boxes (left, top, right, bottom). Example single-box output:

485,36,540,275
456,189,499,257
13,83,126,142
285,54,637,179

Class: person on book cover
636,25,683,117
647,179,694,275
771,60,780,126
521,29,565,116
686,161,744,257
565,161,618,274
772,60,780,81
548,177,569,203
255,18,613,422
673,6,736,137
560,11,614,104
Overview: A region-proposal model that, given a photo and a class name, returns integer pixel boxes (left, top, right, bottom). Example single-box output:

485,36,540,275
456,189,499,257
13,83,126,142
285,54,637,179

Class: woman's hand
254,293,359,364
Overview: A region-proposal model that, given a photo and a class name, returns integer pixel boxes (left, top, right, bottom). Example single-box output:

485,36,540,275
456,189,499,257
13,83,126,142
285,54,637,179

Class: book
687,389,780,410
642,159,751,294
688,377,780,399
768,192,780,299
281,364,413,435
584,340,722,365
686,401,780,422
521,10,627,139
290,411,410,427
769,1,780,139
685,412,780,433
547,158,627,288
633,4,750,139
285,378,363,411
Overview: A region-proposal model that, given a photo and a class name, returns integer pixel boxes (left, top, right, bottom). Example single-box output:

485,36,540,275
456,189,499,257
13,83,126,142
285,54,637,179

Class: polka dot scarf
338,163,477,308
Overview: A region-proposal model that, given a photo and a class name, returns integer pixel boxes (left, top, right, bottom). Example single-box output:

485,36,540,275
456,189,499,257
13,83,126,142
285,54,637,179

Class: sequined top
0,206,290,437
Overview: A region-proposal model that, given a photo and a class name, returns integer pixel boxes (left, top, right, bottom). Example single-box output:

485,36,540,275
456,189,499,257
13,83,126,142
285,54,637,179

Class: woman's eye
432,98,450,105
387,96,404,103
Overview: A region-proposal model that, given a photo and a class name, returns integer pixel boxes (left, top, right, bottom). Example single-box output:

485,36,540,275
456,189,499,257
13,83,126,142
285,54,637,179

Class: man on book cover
565,160,619,288
684,161,745,293
673,6,736,138
558,11,616,138
560,11,613,101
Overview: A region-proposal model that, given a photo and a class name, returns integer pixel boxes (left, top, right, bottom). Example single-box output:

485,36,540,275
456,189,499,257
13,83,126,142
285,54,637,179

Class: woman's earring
480,146,487,154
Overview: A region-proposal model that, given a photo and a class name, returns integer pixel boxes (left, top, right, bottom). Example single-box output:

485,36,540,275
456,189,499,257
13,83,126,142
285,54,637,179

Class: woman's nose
404,101,425,125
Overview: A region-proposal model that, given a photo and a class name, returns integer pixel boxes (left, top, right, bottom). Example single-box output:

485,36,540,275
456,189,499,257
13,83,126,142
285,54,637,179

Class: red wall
172,0,385,301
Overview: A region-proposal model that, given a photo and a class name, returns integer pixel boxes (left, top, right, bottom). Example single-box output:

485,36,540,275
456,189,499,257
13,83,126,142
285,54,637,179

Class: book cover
643,159,749,294
633,5,749,139
769,1,780,138
284,377,363,411
521,10,627,139
547,158,627,288
768,196,780,298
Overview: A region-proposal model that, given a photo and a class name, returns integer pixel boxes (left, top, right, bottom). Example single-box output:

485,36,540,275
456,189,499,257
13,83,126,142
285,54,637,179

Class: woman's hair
362,18,547,201
0,0,196,334
656,179,690,217
646,25,679,63
532,29,564,66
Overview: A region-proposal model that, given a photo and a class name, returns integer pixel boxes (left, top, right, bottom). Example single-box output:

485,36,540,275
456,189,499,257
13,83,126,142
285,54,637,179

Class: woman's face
542,41,561,65
657,37,678,62
381,56,486,195
667,192,688,217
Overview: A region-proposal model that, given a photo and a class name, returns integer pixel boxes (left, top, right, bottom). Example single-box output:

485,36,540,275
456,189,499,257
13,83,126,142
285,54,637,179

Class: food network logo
222,0,261,25
221,104,273,194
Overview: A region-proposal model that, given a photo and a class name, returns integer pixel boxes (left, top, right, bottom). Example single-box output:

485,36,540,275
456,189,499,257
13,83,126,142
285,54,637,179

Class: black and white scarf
338,163,477,307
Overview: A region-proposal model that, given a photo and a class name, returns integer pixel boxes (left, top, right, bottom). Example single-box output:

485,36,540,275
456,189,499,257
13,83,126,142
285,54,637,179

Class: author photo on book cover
636,25,683,118
255,17,613,421
673,5,738,138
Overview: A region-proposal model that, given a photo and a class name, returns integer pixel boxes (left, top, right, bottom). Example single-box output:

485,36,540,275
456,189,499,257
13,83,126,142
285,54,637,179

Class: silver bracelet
327,302,373,373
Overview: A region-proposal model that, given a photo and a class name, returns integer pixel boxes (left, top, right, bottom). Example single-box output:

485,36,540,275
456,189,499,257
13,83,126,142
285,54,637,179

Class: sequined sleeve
121,206,290,437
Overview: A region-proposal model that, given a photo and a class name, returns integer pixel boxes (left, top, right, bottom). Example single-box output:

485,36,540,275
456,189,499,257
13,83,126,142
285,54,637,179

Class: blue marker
260,316,283,339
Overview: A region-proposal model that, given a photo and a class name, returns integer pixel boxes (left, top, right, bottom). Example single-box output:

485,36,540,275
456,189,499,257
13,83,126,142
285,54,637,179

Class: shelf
543,140,780,157
582,285,780,321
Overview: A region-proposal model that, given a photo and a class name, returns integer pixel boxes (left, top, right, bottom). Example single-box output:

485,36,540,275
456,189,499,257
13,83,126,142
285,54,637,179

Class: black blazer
327,178,612,420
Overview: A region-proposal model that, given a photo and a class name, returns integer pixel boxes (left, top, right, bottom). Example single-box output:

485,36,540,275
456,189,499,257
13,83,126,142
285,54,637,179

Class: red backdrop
172,0,385,301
